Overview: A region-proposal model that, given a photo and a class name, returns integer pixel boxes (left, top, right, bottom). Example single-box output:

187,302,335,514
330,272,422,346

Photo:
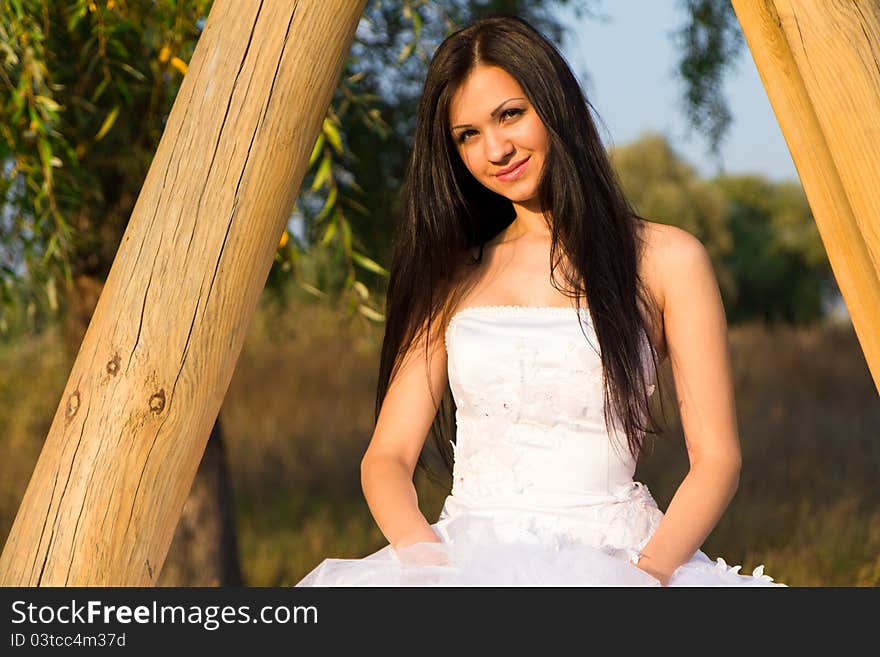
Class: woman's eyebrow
451,97,525,130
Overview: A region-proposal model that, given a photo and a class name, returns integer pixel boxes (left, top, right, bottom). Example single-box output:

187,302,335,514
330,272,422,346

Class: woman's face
448,64,549,206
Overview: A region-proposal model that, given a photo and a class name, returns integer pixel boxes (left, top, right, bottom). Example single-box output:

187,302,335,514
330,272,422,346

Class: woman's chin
492,187,537,204
509,192,541,207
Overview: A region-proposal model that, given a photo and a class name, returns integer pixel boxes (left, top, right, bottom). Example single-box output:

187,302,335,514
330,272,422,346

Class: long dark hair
375,14,668,485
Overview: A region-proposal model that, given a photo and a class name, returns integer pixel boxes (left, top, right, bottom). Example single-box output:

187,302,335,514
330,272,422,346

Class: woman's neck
493,214,552,245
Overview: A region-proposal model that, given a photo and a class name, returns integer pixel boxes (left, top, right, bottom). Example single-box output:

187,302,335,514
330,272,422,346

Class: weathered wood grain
0,0,367,586
732,0,880,393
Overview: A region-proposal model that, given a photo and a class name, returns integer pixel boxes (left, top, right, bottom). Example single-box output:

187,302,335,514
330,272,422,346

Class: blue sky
556,1,799,183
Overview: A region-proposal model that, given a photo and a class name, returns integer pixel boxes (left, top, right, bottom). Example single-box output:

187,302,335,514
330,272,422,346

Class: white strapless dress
295,305,786,586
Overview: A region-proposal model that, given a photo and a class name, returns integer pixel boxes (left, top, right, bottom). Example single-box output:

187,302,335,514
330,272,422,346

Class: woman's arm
360,318,449,550
636,226,743,586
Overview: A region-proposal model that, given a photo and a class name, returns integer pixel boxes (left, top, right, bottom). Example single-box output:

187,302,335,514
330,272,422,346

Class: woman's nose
485,130,514,163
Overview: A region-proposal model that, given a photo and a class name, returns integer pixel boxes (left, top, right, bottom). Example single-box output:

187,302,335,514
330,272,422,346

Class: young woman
296,14,785,586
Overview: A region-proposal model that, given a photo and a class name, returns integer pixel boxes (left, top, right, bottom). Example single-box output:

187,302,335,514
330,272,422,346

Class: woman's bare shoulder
637,220,710,362
638,220,706,308
640,218,699,252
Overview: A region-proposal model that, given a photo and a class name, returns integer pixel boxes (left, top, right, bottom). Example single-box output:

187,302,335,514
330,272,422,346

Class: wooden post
730,0,880,393
0,0,367,585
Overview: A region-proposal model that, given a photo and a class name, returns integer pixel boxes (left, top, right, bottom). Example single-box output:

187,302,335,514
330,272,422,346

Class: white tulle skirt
295,484,786,587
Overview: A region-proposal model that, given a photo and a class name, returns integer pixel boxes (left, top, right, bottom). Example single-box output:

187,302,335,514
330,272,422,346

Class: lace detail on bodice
443,304,657,508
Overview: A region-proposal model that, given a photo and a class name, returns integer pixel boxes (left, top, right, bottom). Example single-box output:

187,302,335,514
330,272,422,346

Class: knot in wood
106,352,121,376
65,390,80,418
149,389,166,414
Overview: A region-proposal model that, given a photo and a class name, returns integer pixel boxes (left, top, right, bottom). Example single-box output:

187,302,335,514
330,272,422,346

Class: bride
296,14,785,587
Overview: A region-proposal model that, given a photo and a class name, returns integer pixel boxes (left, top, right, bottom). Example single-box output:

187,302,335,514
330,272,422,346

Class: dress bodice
443,304,657,510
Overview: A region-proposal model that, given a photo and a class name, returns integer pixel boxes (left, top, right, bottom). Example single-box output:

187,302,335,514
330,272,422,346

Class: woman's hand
392,526,450,566
394,541,450,567
636,555,672,587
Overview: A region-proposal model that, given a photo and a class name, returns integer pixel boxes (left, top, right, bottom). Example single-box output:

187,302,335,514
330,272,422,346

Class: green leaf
322,116,343,154
412,8,422,40
37,137,52,167
117,78,132,105
357,304,385,322
95,106,119,141
308,132,325,167
67,3,88,32
46,275,57,311
314,186,337,222
90,77,110,103
42,233,58,265
351,250,388,276
298,280,327,299
397,40,415,64
10,94,25,123
320,220,336,246
353,280,369,300
310,153,331,191
34,95,62,112
119,62,147,82
342,196,369,216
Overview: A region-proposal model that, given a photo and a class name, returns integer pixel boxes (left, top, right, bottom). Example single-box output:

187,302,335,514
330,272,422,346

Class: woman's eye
456,109,523,143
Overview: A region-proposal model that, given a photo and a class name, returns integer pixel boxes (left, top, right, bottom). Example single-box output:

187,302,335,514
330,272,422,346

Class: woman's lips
496,156,530,181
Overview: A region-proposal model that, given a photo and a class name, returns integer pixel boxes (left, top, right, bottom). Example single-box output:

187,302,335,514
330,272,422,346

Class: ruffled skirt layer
295,483,785,587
